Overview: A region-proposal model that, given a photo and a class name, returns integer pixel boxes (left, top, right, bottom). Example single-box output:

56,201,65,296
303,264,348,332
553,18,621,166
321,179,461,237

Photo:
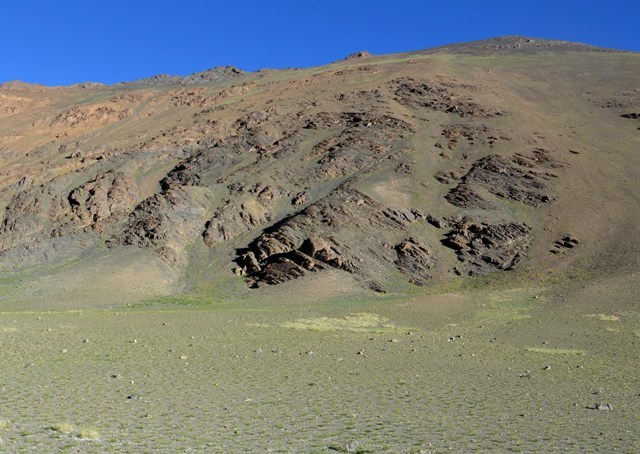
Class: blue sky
2,0,639,86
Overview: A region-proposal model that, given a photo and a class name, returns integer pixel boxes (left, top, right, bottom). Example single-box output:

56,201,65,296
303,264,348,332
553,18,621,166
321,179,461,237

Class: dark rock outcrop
161,146,242,188
428,36,621,55
309,112,414,182
344,51,372,60
551,235,581,254
235,188,423,288
442,219,532,275
446,151,558,208
0,184,69,251
390,77,502,118
117,66,244,88
394,238,435,285
114,186,210,265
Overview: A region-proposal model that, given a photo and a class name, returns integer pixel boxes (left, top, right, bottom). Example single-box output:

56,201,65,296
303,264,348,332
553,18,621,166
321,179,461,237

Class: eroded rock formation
443,219,532,275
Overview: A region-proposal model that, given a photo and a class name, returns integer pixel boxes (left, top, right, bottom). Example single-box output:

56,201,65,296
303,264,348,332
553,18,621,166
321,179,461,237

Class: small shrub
50,422,75,434
77,428,100,440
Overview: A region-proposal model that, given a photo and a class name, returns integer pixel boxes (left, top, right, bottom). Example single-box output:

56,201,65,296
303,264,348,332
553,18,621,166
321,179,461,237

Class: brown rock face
394,238,435,286
344,51,372,60
67,170,137,233
0,185,68,250
442,219,532,275
114,186,210,265
235,188,423,290
203,201,269,246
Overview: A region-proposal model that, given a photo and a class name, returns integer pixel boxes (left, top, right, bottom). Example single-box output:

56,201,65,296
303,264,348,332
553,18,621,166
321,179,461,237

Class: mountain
1,36,639,306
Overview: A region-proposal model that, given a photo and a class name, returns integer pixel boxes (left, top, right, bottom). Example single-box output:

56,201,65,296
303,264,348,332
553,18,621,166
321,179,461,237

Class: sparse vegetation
49,423,75,434
583,313,620,321
281,313,400,333
77,428,100,440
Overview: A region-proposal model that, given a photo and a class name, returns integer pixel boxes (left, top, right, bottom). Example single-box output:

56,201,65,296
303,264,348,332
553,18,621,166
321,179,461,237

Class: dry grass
77,428,100,440
583,313,620,321
281,313,400,333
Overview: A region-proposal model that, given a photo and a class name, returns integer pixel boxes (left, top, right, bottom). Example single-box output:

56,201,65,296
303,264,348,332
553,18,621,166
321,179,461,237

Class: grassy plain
1,270,638,452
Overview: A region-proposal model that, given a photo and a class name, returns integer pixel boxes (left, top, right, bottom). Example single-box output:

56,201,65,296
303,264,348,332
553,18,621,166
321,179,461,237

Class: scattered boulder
434,168,467,184
558,235,580,247
551,235,581,254
586,403,613,411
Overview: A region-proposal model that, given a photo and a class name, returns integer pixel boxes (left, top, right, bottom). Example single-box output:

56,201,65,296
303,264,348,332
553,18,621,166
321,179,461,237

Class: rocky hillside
1,37,639,303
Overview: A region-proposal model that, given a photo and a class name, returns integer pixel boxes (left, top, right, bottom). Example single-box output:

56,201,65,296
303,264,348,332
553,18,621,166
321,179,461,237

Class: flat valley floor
1,269,638,452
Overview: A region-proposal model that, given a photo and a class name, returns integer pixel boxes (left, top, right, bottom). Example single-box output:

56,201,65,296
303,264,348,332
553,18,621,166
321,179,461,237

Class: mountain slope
1,37,639,306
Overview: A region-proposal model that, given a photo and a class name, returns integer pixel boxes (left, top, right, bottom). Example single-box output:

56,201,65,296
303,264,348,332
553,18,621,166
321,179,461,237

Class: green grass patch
583,314,620,321
475,287,543,321
282,313,400,333
477,310,532,321
128,294,215,309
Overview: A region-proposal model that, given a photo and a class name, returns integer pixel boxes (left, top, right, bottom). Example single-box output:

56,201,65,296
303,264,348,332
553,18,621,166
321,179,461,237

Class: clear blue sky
2,0,639,86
